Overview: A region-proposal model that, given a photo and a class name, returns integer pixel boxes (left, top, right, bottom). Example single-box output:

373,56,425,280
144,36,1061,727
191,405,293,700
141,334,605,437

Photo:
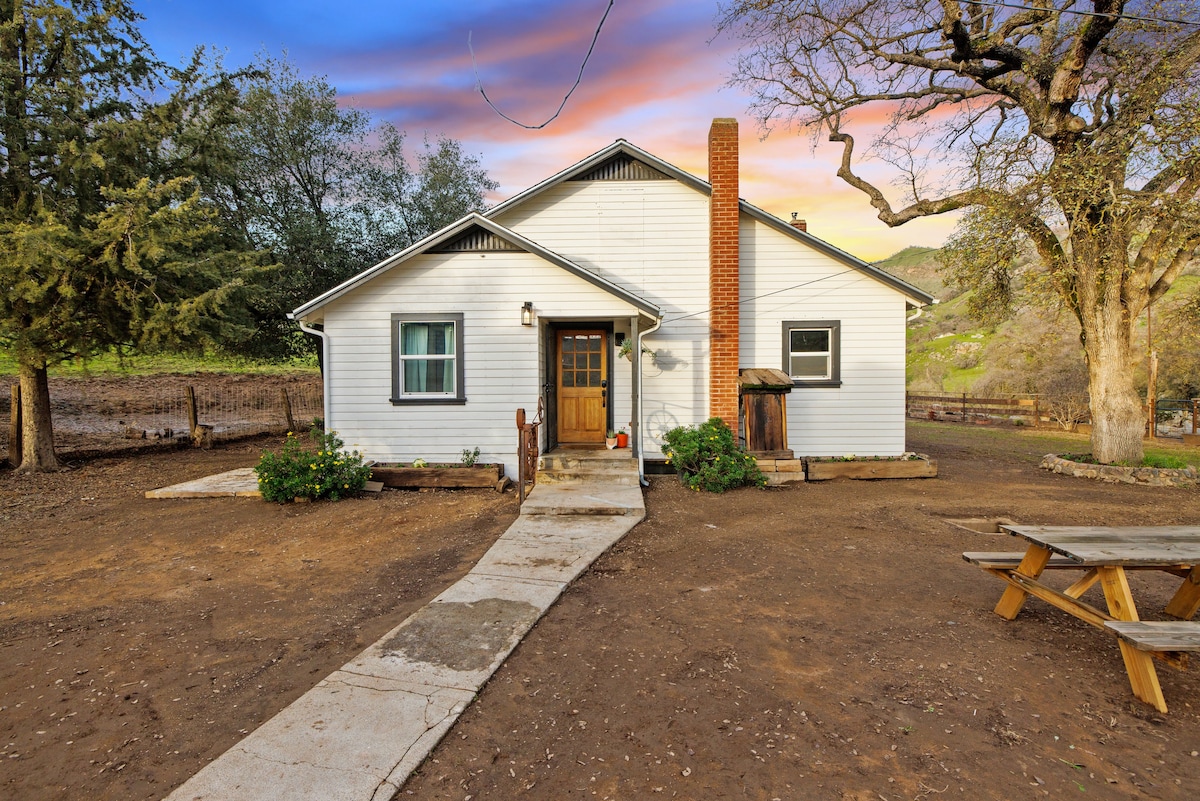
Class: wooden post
1193,398,1198,435
1146,351,1158,440
516,408,527,505
280,387,295,432
185,385,199,436
8,384,21,468
961,392,967,422
1033,395,1040,429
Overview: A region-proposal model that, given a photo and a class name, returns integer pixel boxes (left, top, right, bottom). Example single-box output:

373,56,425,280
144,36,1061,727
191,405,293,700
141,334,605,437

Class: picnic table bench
965,526,1200,713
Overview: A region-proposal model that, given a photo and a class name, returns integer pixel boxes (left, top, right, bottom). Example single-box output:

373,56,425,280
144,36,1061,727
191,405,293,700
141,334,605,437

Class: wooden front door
557,330,607,443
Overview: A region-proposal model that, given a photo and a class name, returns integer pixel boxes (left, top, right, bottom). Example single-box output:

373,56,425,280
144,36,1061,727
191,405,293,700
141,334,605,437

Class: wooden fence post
961,392,967,422
185,385,199,435
1193,398,1198,435
1033,396,1040,429
9,384,21,468
280,387,295,432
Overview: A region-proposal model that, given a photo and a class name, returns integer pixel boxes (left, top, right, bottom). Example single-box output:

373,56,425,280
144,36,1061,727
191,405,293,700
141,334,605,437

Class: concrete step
538,451,635,472
538,469,640,486
520,483,644,516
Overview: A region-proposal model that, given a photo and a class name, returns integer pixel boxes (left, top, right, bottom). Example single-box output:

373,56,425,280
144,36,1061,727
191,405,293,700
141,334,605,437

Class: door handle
601,388,607,408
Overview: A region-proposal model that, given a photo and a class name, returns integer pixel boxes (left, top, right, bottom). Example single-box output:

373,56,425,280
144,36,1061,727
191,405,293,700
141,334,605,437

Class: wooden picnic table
965,525,1200,713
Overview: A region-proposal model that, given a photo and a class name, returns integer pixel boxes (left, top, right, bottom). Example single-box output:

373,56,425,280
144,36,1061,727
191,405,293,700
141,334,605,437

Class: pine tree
0,1,258,470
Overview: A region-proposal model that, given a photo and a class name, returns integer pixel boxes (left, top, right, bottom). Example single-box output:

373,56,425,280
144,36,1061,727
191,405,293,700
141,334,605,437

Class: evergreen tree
0,0,261,471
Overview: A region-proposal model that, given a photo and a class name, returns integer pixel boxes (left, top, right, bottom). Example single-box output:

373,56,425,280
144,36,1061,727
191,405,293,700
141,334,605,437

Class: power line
661,267,868,325
469,0,615,130
960,0,1200,27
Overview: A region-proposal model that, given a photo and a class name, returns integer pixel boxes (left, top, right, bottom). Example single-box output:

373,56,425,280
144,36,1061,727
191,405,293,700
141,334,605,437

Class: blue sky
136,0,957,259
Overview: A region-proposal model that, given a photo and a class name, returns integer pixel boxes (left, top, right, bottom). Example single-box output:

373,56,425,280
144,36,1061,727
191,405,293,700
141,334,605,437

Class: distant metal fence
1,376,323,457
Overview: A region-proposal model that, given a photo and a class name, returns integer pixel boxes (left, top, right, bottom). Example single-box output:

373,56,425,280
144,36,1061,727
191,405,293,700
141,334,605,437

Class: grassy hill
876,245,1200,395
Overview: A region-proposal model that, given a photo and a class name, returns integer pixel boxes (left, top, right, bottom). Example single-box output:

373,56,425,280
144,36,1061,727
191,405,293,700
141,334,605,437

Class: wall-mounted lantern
521,301,534,326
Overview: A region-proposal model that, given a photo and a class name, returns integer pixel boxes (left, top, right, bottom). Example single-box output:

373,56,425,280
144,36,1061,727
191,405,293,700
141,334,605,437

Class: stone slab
520,482,645,516
503,515,637,548
166,672,473,801
472,537,601,584
146,467,261,499
340,575,566,690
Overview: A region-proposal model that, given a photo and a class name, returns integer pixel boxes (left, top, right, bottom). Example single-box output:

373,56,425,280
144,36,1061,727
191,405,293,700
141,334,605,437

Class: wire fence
907,392,1200,439
1,375,323,457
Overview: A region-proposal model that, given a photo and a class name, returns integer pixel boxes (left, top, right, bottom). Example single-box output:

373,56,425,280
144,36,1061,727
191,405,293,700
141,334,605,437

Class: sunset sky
137,0,959,260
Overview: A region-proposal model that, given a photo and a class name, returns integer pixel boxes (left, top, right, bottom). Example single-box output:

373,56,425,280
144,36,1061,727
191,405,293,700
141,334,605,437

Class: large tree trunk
1082,312,1144,465
17,361,59,472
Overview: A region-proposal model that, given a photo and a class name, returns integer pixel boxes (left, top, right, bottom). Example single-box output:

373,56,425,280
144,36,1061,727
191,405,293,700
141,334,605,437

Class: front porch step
540,470,643,489
538,450,635,471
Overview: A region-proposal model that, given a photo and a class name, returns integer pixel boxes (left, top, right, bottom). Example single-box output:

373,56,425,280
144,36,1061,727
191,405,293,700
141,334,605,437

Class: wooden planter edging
804,456,938,481
370,464,506,490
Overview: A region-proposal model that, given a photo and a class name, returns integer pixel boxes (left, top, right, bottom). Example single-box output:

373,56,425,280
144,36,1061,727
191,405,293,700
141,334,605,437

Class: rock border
1040,454,1199,487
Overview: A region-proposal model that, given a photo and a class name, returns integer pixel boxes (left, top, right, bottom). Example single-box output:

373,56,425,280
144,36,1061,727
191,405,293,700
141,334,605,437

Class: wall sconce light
521,301,534,326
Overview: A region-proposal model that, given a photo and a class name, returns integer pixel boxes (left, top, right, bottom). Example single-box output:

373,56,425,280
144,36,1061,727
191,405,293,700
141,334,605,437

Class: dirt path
402,423,1200,801
0,437,518,801
1,422,1199,800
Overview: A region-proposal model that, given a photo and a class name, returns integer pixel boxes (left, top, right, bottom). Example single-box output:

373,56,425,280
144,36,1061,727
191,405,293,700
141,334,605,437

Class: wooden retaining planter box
370,463,506,490
805,456,937,481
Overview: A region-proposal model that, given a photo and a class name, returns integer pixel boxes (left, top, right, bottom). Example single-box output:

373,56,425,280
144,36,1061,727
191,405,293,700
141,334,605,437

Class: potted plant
605,430,618,449
618,338,655,362
615,428,629,448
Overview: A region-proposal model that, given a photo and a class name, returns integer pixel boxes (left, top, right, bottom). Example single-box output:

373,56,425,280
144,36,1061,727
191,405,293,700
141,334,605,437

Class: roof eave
290,213,661,321
740,202,936,307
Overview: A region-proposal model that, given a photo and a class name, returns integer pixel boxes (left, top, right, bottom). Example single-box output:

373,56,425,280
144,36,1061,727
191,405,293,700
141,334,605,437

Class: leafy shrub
255,430,371,502
461,447,481,467
661,418,765,492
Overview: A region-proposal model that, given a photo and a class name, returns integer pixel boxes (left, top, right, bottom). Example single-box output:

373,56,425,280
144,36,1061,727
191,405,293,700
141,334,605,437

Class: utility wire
960,0,1200,26
661,267,874,325
470,0,615,130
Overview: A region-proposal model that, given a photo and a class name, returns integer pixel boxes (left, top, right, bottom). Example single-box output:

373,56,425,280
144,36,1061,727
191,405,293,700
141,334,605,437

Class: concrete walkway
165,451,642,801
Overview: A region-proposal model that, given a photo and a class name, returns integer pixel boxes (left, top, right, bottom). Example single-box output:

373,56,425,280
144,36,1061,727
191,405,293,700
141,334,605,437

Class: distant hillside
892,246,1200,395
872,246,956,301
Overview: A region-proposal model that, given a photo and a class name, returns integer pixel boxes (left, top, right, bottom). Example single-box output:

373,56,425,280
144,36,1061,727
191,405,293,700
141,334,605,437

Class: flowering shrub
661,418,765,492
255,430,372,503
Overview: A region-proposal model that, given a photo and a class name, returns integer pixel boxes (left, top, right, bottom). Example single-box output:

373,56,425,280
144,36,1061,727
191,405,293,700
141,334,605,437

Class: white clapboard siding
495,180,712,454
320,251,642,476
740,218,908,456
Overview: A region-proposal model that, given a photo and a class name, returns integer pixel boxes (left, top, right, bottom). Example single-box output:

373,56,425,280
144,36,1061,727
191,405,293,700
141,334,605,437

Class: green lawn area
909,419,1200,468
0,350,319,378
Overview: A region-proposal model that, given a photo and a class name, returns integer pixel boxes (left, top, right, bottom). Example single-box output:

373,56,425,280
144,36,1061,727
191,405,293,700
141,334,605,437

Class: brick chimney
708,118,740,427
790,213,807,232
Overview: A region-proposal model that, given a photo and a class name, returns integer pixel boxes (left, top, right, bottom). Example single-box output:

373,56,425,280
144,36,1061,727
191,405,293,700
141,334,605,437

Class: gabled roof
289,213,661,321
486,140,935,308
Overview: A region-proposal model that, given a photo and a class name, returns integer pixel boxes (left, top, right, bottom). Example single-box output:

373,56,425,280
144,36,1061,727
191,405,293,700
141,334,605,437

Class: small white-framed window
391,313,465,404
782,320,841,387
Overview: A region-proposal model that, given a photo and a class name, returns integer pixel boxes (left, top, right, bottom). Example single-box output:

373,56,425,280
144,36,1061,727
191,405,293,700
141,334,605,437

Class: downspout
636,315,664,487
294,318,331,432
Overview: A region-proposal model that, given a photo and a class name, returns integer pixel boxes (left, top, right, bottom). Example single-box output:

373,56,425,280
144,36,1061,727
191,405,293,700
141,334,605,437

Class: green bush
255,430,372,503
661,418,765,492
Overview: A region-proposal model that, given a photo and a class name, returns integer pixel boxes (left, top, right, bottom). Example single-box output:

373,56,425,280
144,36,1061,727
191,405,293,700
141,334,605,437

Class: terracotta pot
605,437,618,450
616,433,629,448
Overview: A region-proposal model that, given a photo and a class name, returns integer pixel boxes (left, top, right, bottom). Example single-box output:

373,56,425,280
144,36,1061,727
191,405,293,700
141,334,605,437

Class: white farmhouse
290,119,933,480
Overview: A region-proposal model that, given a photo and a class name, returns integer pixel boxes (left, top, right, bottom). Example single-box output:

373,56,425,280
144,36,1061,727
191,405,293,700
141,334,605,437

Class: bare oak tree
721,0,1200,463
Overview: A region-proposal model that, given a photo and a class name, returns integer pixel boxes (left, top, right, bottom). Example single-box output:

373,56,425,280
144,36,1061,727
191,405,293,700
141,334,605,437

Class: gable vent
573,153,669,182
431,227,524,253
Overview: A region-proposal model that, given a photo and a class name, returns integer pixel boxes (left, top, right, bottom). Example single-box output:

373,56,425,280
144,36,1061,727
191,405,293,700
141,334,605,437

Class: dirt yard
2,421,1200,801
